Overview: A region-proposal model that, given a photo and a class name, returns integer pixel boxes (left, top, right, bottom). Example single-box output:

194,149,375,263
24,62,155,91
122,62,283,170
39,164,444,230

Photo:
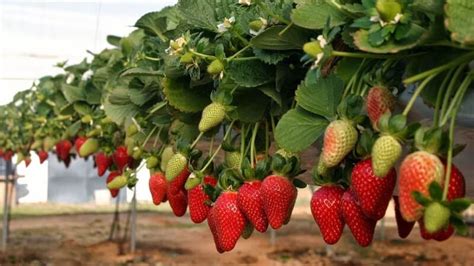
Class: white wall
1,0,178,203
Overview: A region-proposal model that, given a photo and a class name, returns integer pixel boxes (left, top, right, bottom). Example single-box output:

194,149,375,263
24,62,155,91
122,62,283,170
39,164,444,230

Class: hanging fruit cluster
1,0,473,252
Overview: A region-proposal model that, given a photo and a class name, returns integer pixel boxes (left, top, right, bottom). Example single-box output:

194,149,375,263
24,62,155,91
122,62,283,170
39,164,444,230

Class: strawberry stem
433,68,455,127
227,44,251,61
250,122,260,169
142,125,159,149
402,74,438,116
440,75,472,127
239,124,247,171
189,49,216,61
331,51,424,59
190,132,204,149
442,75,472,200
200,121,235,173
439,64,466,127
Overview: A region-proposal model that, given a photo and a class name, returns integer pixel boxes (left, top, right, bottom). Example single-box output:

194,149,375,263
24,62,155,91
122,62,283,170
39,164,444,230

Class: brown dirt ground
1,211,473,265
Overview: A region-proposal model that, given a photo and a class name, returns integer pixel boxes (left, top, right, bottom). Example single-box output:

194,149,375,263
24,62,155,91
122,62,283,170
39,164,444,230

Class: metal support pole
2,159,12,250
380,217,385,241
130,188,137,253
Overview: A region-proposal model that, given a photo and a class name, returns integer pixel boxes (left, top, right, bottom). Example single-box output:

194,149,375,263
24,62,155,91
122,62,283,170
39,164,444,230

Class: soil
1,212,473,265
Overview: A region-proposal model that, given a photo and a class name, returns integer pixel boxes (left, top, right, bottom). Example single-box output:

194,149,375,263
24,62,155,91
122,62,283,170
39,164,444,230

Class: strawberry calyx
271,153,306,188
377,113,419,141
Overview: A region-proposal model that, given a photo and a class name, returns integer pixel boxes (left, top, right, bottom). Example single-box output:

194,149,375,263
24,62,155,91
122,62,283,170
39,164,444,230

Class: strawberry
74,136,87,153
376,0,402,22
212,191,246,252
56,139,72,161
423,202,450,233
207,207,224,253
198,102,226,132
393,196,415,238
237,180,268,233
168,167,190,195
3,150,14,161
418,219,454,241
321,120,358,167
188,176,216,224
224,151,241,169
207,59,224,75
341,190,377,247
371,135,402,177
79,138,99,157
366,86,395,129
113,146,132,172
37,150,48,164
261,175,297,229
167,189,188,217
24,157,32,167
160,146,174,172
106,171,121,198
310,185,345,245
107,174,128,190
351,158,396,220
95,152,112,177
149,172,167,205
63,155,71,168
399,151,444,222
166,153,188,181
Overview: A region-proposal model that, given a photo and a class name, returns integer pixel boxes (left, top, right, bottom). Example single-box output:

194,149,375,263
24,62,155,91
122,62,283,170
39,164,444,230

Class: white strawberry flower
217,16,235,33
66,73,75,84
165,36,187,55
249,17,268,36
238,0,252,6
81,70,93,81
371,13,403,27
317,35,327,48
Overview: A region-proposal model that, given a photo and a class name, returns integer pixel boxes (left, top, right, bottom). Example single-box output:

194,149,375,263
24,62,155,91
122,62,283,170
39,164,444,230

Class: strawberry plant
0,0,473,252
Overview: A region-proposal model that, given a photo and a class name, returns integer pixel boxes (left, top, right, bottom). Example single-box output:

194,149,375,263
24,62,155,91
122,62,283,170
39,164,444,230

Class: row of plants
1,0,473,252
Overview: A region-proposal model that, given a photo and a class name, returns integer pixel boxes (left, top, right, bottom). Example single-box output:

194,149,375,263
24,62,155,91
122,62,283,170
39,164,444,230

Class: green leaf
445,0,474,44
353,25,426,53
121,68,163,78
251,25,308,50
412,0,443,15
177,0,217,32
104,99,140,126
108,88,131,105
412,191,431,206
253,48,292,65
62,84,86,103
275,108,329,152
73,102,92,116
428,182,443,201
106,35,121,47
296,73,344,119
293,178,307,188
162,78,211,113
84,84,102,105
232,90,270,123
448,198,472,212
227,60,275,88
291,0,347,30
258,85,282,106
135,7,181,38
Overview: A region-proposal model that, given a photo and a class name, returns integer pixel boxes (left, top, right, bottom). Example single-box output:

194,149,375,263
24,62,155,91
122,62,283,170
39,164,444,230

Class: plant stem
265,119,270,159
142,125,158,149
231,56,259,62
200,121,235,173
190,132,204,149
440,75,472,127
441,76,472,200
144,55,161,62
402,74,438,116
227,44,252,61
439,64,467,126
145,102,167,120
331,51,423,59
257,2,290,24
209,136,214,155
250,122,260,168
433,68,454,127
189,49,216,61
239,124,247,170
403,51,474,84
278,22,294,36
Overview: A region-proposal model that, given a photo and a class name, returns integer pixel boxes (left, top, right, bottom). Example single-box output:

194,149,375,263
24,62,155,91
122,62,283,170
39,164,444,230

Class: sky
0,0,178,105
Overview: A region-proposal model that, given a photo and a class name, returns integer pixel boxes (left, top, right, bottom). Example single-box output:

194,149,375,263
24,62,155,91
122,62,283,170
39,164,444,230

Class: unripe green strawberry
43,136,57,151
198,102,226,132
207,59,224,75
376,0,402,22
126,124,138,136
366,86,396,129
224,151,240,169
316,159,329,177
372,135,402,177
249,20,264,32
146,156,159,169
166,153,188,181
180,52,194,64
423,202,450,233
81,115,92,124
399,151,444,222
107,174,128,190
79,138,99,157
132,147,143,160
303,41,323,58
160,146,174,172
321,120,358,167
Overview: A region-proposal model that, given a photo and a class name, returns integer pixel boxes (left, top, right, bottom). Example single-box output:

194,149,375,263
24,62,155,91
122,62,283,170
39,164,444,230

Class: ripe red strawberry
113,146,132,172
310,185,345,244
212,191,246,252
63,155,71,168
149,172,167,205
3,150,13,161
188,176,217,224
393,196,415,238
321,120,358,167
399,151,444,222
366,86,396,129
56,139,72,161
74,136,87,154
207,207,224,253
37,150,48,164
351,159,396,220
261,175,297,229
95,152,112,177
79,138,99,157
167,189,188,217
24,157,32,167
198,102,226,132
106,171,121,198
168,167,190,195
237,180,268,233
341,190,376,247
